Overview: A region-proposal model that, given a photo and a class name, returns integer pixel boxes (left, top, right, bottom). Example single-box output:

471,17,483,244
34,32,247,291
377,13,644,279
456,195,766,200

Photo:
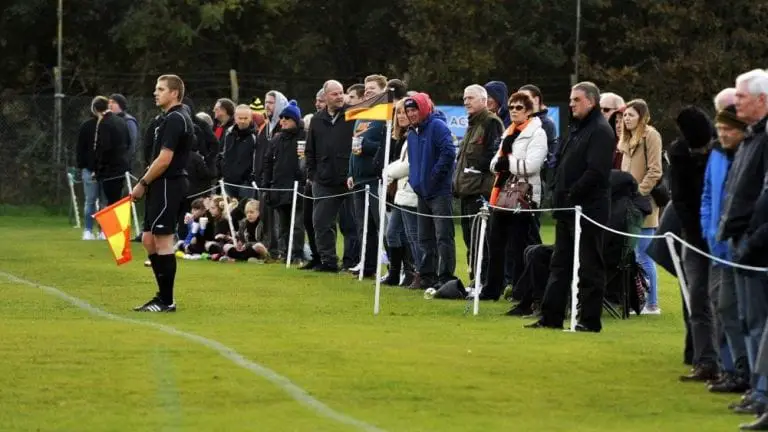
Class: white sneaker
348,263,362,272
641,305,662,315
97,232,106,240
82,230,95,240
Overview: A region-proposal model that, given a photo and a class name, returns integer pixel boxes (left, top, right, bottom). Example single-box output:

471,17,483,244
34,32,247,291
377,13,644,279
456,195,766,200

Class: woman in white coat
482,92,548,301
383,100,422,287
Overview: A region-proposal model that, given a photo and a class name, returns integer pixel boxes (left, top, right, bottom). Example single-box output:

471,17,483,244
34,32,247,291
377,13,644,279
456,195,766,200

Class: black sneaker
505,303,533,317
314,263,340,273
133,297,177,312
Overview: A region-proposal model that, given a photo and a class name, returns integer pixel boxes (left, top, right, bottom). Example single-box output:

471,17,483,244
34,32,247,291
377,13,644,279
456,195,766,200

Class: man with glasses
599,92,625,120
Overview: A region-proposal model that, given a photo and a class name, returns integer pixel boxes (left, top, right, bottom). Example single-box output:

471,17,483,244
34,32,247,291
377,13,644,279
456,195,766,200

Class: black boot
400,246,415,287
383,247,403,286
741,412,768,430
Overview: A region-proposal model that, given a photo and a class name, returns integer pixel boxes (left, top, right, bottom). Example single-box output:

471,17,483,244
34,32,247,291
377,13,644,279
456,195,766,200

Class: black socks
150,253,176,305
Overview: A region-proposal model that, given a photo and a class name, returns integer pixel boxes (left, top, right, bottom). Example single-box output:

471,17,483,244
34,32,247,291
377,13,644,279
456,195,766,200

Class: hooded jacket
701,142,735,263
551,106,614,220
718,115,768,242
668,106,714,250
405,93,456,199
253,92,289,186
266,91,289,141
484,81,511,128
220,124,257,184
263,125,305,208
306,106,356,187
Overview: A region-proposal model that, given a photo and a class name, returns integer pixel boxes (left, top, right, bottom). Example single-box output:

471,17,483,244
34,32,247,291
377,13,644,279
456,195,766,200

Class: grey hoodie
267,90,288,139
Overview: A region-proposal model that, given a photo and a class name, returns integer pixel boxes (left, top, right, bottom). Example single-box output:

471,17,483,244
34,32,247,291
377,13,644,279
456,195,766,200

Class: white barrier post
67,172,81,229
219,180,238,243
473,205,490,316
359,184,371,281
124,171,141,237
665,235,691,314
374,113,394,315
286,180,299,269
567,206,583,332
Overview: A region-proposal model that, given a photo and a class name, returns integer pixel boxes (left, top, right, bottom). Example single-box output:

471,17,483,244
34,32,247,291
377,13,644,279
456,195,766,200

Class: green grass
0,216,740,431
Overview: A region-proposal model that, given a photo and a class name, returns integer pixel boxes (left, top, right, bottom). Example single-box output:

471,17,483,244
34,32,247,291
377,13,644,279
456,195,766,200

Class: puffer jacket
489,116,548,206
385,138,418,208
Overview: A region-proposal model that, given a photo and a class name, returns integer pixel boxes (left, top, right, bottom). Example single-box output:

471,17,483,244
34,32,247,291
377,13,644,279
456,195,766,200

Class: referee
131,74,193,312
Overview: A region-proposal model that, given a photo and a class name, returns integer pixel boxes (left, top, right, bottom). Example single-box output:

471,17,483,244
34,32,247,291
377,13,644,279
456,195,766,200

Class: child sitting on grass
176,198,213,255
204,195,238,259
223,199,270,262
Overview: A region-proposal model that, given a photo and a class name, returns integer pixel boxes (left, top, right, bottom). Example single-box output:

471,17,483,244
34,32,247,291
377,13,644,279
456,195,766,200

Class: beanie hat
715,105,747,131
404,98,418,110
250,97,266,114
279,100,301,124
109,93,128,111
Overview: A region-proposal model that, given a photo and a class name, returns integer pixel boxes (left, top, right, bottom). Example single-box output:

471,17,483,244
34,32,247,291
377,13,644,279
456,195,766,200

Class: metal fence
0,96,222,209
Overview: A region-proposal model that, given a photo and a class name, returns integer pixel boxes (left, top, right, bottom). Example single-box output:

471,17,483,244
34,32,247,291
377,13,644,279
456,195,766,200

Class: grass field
0,215,744,431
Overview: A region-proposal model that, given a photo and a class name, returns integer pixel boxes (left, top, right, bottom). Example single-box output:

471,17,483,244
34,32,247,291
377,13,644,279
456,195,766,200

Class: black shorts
143,177,189,235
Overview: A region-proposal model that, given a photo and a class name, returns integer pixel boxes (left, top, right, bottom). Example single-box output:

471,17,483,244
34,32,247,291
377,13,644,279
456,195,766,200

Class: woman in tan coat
619,99,663,314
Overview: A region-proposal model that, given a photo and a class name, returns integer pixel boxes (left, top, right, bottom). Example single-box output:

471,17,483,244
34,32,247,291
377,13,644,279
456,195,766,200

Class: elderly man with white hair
452,84,504,284
714,87,737,112
599,92,625,120
714,69,768,427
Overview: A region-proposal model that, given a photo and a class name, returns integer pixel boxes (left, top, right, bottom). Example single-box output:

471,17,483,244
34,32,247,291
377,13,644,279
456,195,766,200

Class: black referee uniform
143,106,193,235
135,104,193,312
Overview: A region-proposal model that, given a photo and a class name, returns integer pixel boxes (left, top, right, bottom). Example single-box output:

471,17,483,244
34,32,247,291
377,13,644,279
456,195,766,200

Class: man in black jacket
93,96,130,205
219,105,257,200
715,69,768,427
75,106,99,240
306,80,357,272
668,106,719,382
527,82,614,332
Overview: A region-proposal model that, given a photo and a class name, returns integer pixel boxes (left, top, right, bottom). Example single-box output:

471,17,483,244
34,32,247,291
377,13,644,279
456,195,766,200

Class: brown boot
680,363,720,382
407,273,421,290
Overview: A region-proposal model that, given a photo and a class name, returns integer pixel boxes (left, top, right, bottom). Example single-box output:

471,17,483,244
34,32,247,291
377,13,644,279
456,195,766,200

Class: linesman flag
93,196,133,265
345,91,394,121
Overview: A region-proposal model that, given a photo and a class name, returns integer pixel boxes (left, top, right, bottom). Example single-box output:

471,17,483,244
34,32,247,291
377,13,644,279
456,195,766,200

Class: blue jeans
636,228,658,306
416,195,455,279
81,168,99,231
388,206,422,267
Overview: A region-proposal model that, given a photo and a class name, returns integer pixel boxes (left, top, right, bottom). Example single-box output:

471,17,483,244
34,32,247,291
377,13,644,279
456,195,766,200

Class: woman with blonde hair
619,98,663,314
383,99,421,287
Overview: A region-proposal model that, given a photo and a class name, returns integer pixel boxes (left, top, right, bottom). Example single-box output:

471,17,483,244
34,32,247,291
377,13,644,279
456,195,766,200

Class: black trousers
303,182,318,262
276,203,305,262
540,217,607,330
485,210,537,300
460,195,487,282
100,178,124,205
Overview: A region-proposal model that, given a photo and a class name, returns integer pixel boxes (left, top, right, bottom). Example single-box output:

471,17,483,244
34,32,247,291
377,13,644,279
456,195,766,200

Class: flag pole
374,89,394,315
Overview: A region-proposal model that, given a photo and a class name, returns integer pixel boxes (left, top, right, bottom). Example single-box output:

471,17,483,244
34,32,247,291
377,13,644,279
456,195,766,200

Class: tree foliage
1,0,765,132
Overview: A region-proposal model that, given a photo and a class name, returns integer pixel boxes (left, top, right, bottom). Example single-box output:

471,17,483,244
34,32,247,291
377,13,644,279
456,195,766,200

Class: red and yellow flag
345,91,394,121
93,196,133,265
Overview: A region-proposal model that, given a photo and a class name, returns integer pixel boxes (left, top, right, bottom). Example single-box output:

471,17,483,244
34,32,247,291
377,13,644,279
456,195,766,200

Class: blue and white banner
435,105,560,139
